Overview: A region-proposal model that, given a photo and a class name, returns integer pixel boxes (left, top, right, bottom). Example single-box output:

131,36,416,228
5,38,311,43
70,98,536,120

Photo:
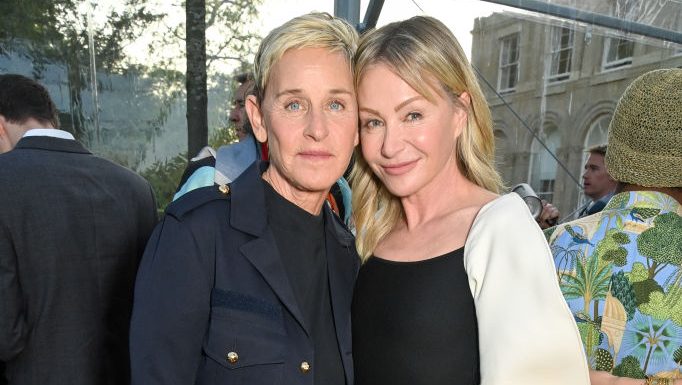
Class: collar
230,161,353,246
603,191,682,215
23,128,75,140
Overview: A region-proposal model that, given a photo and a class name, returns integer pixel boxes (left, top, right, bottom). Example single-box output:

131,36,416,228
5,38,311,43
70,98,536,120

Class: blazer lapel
230,162,310,337
324,208,358,381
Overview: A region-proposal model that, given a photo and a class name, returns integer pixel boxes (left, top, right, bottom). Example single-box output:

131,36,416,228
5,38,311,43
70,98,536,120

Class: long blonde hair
351,16,503,261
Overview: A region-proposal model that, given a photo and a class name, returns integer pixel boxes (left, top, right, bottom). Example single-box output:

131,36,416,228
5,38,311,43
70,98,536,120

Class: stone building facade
471,9,682,217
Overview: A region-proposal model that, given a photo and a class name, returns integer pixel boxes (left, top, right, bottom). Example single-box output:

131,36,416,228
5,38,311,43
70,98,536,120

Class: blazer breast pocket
199,289,286,385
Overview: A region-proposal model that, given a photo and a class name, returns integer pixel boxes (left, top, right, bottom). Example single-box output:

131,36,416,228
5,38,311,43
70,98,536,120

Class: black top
264,181,345,385
352,248,480,385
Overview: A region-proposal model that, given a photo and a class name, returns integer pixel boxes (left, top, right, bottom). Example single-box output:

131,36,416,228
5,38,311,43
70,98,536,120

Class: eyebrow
273,88,353,99
394,96,424,112
359,95,424,115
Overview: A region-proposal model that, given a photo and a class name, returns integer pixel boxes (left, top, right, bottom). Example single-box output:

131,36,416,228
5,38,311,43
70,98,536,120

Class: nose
229,107,240,123
380,124,404,158
303,109,329,141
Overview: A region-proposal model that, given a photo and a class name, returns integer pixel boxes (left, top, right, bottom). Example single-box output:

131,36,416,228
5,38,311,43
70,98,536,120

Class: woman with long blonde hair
350,16,589,385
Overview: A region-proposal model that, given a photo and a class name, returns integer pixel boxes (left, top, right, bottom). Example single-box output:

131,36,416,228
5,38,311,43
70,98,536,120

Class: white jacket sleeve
464,194,589,385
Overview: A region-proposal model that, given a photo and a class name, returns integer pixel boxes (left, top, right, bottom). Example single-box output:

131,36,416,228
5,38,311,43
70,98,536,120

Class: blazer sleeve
464,194,589,385
0,224,28,362
129,213,213,385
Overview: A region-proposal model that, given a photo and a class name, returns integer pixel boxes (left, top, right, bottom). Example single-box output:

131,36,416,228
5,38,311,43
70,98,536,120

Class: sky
255,0,516,59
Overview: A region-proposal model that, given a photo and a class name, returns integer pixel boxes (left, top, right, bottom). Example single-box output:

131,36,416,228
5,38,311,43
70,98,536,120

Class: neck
399,161,477,231
620,184,682,205
262,169,327,215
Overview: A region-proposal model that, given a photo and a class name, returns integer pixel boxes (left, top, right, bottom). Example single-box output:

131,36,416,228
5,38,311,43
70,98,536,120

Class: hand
537,200,560,229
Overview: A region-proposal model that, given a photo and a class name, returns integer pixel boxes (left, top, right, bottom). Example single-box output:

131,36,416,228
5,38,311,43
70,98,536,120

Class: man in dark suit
0,74,158,385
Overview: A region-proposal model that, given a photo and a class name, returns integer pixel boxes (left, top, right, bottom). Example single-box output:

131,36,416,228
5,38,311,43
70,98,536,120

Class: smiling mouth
382,160,417,176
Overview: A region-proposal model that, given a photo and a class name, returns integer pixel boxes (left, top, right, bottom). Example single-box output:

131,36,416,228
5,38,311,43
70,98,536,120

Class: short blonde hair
351,16,503,260
253,12,359,101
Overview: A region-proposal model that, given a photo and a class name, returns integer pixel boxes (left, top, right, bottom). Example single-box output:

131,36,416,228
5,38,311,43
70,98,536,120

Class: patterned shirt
545,191,682,379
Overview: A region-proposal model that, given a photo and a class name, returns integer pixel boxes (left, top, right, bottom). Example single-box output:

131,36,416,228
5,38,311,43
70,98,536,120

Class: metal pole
360,0,385,32
334,0,361,27
479,0,682,44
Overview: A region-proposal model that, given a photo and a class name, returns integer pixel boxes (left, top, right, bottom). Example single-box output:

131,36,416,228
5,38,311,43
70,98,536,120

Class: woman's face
357,64,468,198
247,47,358,199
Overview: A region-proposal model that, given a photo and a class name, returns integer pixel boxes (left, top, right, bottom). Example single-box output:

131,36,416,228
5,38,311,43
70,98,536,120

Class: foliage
141,151,189,213
141,127,237,211
632,278,664,306
145,0,263,78
552,242,583,281
577,322,601,359
637,213,682,268
595,229,631,267
595,348,614,371
629,262,649,283
639,290,682,326
562,252,611,316
612,355,646,379
673,346,682,366
611,271,637,320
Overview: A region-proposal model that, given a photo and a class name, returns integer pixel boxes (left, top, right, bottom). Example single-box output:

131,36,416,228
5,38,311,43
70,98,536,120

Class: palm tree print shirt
545,191,682,379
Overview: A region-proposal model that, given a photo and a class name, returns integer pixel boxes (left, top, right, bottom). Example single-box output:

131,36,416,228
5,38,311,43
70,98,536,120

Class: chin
292,173,339,193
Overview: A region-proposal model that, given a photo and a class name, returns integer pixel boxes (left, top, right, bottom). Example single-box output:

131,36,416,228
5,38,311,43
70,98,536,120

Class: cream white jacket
464,193,590,385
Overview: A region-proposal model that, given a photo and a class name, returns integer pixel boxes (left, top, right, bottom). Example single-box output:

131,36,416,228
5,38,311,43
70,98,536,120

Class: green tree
0,0,162,142
611,271,637,321
612,355,646,379
562,253,611,319
147,0,262,157
638,213,682,280
595,229,631,267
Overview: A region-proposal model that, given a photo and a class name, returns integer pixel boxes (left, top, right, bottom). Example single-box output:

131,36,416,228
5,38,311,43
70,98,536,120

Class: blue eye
287,101,301,111
330,101,343,111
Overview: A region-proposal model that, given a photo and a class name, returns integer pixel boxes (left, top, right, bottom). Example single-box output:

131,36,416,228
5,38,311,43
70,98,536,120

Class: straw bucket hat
605,68,682,187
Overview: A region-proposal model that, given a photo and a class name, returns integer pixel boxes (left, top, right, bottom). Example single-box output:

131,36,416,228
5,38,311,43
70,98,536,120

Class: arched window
584,115,611,149
528,125,561,202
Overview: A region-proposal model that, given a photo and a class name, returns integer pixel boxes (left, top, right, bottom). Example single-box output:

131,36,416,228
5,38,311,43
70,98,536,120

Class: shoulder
465,193,545,258
166,185,232,220
471,193,532,230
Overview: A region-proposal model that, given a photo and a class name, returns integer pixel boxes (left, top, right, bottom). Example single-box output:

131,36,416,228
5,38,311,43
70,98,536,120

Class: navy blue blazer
130,161,360,385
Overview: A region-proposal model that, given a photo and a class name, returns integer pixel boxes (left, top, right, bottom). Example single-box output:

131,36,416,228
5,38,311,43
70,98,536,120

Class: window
529,126,560,203
603,37,634,70
674,46,682,56
549,27,574,81
498,33,520,92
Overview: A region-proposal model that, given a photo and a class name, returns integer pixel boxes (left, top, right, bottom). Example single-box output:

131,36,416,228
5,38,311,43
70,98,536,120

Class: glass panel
2,0,680,218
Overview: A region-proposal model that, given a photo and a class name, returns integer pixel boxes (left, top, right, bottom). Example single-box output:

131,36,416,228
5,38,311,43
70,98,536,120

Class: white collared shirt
23,128,75,140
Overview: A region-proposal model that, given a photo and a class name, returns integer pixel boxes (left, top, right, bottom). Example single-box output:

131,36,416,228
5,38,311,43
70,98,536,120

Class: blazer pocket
203,309,286,370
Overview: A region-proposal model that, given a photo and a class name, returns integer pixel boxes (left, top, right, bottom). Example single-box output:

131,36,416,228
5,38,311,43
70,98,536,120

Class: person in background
0,74,158,385
350,16,589,385
577,144,618,218
546,68,682,385
130,12,360,385
229,72,256,141
174,71,262,199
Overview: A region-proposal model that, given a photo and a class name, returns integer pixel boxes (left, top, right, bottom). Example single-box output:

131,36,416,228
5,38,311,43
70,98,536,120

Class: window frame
548,26,574,82
498,33,520,92
602,37,634,71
